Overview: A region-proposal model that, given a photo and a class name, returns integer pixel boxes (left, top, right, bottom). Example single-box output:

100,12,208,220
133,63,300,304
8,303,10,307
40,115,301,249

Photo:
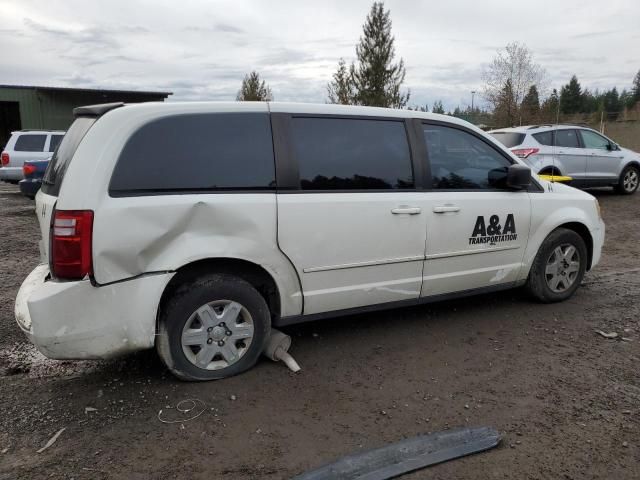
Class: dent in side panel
91,194,303,316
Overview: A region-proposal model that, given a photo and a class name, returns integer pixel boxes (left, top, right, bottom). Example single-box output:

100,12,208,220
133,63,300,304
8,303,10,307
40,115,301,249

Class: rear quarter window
489,132,525,148
109,113,275,194
14,134,46,152
41,117,96,196
532,131,553,146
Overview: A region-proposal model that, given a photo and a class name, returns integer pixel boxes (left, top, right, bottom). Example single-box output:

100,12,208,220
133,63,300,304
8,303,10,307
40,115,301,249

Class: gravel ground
0,182,639,479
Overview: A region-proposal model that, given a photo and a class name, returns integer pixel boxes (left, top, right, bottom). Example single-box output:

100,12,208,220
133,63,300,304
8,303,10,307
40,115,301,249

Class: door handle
391,206,421,215
433,205,461,213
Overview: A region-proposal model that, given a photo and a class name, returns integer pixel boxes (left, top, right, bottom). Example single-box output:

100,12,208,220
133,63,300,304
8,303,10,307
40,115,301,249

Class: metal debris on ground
157,399,207,424
595,330,618,339
292,426,501,480
37,428,66,454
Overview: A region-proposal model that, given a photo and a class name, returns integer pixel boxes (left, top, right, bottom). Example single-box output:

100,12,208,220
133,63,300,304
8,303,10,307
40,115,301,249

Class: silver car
0,130,65,183
489,125,640,194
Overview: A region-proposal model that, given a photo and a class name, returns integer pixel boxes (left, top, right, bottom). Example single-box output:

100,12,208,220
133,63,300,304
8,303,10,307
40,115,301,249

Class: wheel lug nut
207,327,213,332
226,331,232,336
218,340,225,346
220,322,226,327
207,338,213,344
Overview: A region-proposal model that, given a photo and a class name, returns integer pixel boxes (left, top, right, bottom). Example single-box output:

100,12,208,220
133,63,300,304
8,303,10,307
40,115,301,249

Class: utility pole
471,90,476,124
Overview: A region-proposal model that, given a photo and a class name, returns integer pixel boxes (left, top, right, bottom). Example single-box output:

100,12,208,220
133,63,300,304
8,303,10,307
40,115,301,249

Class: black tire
615,165,639,195
157,273,271,381
526,228,588,303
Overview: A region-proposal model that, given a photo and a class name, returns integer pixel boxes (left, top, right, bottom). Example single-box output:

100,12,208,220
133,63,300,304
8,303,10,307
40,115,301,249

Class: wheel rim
545,243,581,293
623,169,639,192
181,300,254,370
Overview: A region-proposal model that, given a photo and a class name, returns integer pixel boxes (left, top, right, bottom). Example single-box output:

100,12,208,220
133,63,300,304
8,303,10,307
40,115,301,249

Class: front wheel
615,165,639,195
157,273,271,381
526,228,587,303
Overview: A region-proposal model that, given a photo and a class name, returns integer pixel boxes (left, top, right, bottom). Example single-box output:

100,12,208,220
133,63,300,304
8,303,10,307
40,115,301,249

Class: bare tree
482,42,546,125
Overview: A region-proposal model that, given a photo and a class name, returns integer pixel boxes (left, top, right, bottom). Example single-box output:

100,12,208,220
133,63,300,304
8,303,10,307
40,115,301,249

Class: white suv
1,130,65,183
15,102,605,381
489,125,640,194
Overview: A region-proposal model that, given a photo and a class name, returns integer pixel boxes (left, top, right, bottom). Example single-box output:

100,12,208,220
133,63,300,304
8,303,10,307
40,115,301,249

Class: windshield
489,132,525,148
41,117,96,196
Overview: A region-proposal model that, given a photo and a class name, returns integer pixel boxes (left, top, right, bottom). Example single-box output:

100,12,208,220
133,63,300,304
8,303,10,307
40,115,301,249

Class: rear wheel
157,273,270,381
526,228,587,303
615,165,639,195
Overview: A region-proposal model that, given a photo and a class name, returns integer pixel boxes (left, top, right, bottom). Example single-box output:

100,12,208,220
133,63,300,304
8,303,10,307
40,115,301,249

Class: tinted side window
110,113,275,193
580,130,609,149
423,124,511,190
489,132,525,148
554,129,580,148
49,134,64,152
533,131,553,146
291,117,414,190
15,134,46,152
42,118,96,196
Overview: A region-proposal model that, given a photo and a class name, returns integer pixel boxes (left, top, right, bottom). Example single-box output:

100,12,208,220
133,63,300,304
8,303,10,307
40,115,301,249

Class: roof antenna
549,93,561,190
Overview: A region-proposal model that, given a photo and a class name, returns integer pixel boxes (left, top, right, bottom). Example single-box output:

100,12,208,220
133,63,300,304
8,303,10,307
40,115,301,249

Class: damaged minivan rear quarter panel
91,193,302,316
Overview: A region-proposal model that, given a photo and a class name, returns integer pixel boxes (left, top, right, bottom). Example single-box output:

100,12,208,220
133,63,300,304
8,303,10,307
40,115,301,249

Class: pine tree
432,100,445,114
630,70,640,107
327,58,355,105
603,87,620,112
560,75,582,114
541,89,560,123
350,2,409,108
493,79,517,126
236,71,273,101
521,85,540,122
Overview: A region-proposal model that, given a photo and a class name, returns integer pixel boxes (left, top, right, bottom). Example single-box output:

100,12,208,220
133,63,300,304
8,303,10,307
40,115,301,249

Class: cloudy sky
1,0,638,110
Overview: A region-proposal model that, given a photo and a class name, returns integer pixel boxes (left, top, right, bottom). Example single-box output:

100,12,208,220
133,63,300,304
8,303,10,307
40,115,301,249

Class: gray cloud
0,0,636,111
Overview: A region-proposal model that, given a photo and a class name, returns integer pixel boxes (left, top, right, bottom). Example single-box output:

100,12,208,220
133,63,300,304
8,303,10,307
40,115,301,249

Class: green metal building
0,85,172,148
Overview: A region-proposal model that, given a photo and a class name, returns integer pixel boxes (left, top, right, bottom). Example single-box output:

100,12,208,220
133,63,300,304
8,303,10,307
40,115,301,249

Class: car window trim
273,113,419,193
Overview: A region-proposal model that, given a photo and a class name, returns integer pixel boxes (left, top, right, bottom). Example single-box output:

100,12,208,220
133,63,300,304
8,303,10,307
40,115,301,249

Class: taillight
23,164,36,176
1,152,8,166
50,209,94,280
511,148,539,159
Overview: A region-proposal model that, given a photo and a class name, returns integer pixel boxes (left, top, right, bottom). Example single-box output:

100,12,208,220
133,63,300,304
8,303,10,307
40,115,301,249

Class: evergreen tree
560,75,582,114
432,100,445,114
350,2,409,108
327,58,355,105
493,79,517,126
603,87,620,112
540,89,559,122
236,71,273,101
630,70,640,107
521,85,540,122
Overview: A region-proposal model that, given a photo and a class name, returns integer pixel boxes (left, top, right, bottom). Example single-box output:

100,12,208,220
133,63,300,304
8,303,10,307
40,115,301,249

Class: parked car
19,158,50,199
489,125,640,194
15,102,604,381
1,130,64,183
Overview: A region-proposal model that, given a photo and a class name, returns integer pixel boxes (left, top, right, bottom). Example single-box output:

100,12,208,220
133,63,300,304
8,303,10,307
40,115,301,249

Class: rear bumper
15,264,174,360
0,167,23,181
19,178,41,197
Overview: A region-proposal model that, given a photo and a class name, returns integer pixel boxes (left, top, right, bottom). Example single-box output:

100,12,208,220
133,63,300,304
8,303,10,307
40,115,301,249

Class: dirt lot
0,182,638,480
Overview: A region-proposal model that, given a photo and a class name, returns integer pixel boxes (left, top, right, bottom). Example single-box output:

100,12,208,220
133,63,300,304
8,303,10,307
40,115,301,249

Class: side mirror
506,164,531,189
606,143,613,151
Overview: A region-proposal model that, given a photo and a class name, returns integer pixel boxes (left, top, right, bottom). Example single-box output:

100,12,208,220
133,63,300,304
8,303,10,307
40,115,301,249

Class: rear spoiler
73,102,124,118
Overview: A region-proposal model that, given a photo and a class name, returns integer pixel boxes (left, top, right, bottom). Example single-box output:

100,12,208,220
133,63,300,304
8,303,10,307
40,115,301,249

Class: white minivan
15,102,605,381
